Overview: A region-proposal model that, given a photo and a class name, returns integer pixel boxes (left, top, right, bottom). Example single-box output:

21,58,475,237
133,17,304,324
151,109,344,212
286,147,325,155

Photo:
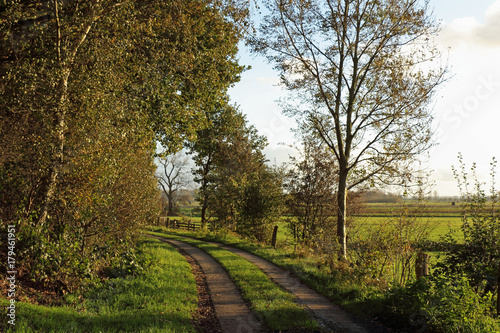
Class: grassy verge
147,231,317,331
147,227,381,310
0,237,197,333
146,227,500,332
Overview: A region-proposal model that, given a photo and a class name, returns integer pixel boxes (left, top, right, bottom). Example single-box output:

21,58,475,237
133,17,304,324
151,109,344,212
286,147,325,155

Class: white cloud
427,1,500,196
256,76,281,85
438,0,500,47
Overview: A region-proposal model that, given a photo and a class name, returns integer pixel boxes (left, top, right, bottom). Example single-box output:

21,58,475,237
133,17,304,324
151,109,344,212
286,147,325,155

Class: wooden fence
157,216,214,231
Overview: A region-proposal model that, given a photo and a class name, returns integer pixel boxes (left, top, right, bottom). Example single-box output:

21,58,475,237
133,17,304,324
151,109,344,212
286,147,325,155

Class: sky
227,0,500,197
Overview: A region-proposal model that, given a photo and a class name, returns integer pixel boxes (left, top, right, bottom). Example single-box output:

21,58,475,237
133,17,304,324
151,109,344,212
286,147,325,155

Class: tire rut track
147,234,266,333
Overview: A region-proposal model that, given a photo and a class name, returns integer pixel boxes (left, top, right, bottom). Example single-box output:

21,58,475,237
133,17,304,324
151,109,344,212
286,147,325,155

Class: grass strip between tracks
148,231,318,331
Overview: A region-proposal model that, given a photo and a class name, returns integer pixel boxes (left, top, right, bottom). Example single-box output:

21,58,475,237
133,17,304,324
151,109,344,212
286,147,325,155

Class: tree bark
201,197,209,230
337,167,348,260
37,11,95,227
37,68,70,227
167,187,175,216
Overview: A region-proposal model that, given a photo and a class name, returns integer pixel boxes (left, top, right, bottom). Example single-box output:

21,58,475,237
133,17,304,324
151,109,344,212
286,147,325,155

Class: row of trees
2,0,449,298
187,104,283,242
155,0,447,259
0,0,248,295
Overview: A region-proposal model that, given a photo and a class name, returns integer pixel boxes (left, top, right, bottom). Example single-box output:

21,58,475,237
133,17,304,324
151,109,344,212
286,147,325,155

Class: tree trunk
167,188,174,216
200,176,209,230
337,168,348,260
37,68,71,227
37,14,95,227
201,198,208,230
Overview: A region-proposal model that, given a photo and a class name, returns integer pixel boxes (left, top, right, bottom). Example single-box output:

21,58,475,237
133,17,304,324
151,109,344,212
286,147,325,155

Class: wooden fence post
271,226,279,248
415,252,429,279
165,217,170,228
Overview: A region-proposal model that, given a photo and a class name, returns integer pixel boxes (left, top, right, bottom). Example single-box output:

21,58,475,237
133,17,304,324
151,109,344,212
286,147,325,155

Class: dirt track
149,234,391,333
201,240,371,333
148,235,265,333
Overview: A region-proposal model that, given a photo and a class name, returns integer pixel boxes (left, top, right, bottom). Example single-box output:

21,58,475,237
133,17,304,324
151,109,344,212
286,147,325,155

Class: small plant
441,155,500,290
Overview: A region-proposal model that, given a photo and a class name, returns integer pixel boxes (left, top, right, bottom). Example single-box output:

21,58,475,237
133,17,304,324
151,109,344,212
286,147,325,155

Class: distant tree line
361,190,402,204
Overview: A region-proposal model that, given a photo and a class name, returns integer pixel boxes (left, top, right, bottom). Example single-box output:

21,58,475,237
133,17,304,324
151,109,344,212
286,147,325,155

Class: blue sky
228,0,500,196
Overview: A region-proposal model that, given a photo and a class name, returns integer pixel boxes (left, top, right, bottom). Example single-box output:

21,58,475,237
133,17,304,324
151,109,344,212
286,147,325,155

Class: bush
385,274,500,332
441,155,499,289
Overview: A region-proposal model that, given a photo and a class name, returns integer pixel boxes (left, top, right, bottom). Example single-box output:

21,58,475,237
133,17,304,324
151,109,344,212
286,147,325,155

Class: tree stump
415,252,430,279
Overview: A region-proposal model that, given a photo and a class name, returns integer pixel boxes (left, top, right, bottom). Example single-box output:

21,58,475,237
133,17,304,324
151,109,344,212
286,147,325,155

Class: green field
350,216,463,241
170,200,469,244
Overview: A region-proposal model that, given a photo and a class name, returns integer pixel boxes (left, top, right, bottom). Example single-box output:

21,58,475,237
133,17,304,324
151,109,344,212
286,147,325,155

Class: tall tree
157,151,190,216
251,0,446,258
0,0,247,225
0,0,248,294
188,104,264,228
188,103,282,241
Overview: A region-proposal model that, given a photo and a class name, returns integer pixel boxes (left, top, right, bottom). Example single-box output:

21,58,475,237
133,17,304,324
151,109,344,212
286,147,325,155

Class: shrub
441,155,499,290
385,274,500,332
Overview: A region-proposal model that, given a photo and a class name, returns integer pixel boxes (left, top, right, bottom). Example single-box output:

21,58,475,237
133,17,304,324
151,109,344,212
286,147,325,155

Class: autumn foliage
0,0,245,298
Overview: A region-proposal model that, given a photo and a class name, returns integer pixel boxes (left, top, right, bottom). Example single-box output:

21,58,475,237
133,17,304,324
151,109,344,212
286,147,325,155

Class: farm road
148,233,393,332
199,239,371,333
147,234,266,333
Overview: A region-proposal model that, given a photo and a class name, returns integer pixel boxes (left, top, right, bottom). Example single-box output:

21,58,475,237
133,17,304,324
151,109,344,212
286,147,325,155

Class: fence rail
157,216,212,231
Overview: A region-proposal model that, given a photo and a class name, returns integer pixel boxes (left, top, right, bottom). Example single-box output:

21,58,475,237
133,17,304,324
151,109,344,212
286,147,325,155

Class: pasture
172,199,470,244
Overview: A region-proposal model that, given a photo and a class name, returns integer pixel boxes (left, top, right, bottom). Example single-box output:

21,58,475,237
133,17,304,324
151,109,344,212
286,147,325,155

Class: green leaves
188,104,282,242
0,0,248,296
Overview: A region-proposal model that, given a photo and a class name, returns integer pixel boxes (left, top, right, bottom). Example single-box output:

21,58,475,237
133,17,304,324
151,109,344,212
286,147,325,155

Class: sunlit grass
351,216,463,242
0,237,197,333
147,230,317,331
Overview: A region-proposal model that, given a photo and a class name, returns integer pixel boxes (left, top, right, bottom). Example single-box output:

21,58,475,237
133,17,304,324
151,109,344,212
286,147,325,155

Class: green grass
147,231,317,331
0,237,197,333
271,215,464,248
352,216,463,242
144,226,500,332
145,227,379,314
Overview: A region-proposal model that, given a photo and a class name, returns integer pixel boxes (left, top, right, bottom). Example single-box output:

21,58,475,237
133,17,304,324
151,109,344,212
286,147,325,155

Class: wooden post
165,217,170,228
271,226,279,248
416,252,430,279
